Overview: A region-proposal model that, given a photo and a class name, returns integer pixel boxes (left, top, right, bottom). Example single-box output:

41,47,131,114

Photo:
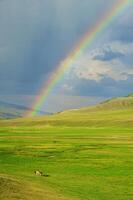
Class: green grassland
0,96,133,200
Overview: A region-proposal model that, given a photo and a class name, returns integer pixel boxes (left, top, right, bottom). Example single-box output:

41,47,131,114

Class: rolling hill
1,95,133,127
0,95,133,200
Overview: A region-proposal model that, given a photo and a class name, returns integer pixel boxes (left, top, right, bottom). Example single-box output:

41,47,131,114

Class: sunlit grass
0,97,133,199
0,124,133,200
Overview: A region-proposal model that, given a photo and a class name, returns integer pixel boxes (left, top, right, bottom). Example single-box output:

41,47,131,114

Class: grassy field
0,97,133,200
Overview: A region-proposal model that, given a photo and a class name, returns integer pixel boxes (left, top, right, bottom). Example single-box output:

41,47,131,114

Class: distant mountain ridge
0,101,50,119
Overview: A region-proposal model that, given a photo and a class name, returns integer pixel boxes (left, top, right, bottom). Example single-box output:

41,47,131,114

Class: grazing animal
34,170,43,176
34,170,50,177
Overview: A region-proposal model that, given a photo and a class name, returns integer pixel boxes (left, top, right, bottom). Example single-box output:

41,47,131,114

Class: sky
0,0,133,112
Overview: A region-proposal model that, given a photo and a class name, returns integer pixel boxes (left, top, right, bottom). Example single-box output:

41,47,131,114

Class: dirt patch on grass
0,174,72,200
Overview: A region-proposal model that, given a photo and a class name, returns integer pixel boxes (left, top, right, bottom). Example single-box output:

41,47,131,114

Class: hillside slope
0,174,70,200
1,96,133,127
0,96,133,200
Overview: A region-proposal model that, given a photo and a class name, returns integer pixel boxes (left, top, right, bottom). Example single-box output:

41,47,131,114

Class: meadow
0,97,133,200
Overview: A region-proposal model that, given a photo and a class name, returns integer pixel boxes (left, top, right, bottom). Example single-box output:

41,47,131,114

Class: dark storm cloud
0,0,115,94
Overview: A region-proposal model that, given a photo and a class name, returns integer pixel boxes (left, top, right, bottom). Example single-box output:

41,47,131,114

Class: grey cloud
0,0,113,93
0,0,132,97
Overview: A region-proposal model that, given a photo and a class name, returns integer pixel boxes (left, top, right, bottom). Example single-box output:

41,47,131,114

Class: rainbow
27,0,132,117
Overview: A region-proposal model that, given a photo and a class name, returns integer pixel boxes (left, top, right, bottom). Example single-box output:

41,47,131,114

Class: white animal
34,170,43,176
